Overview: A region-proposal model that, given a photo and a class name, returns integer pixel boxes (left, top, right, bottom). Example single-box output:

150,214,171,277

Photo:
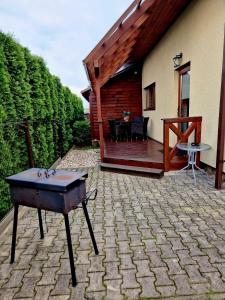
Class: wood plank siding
89,67,142,139
89,91,98,140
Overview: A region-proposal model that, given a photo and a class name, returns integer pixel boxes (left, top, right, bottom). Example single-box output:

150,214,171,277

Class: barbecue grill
6,168,99,287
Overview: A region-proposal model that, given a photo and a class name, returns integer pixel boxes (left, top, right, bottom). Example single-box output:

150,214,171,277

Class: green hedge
0,32,84,219
73,119,91,146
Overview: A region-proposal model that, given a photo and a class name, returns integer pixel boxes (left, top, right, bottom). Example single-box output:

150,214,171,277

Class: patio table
113,121,131,141
119,121,131,140
176,142,211,185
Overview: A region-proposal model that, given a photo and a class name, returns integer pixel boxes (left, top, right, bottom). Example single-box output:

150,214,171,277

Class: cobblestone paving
1,167,225,299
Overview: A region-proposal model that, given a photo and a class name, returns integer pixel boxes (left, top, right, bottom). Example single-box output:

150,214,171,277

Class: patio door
178,64,190,132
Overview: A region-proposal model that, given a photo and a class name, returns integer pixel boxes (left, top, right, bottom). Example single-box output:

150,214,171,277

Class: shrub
73,119,91,146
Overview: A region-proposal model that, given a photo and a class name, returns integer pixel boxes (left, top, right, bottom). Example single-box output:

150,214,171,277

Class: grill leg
37,209,44,239
82,202,99,255
11,204,19,264
64,214,77,287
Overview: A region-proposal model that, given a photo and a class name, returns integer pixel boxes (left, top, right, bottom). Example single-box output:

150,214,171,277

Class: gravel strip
57,148,100,169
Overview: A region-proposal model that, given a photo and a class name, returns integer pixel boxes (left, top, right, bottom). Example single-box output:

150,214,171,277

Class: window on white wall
144,82,156,111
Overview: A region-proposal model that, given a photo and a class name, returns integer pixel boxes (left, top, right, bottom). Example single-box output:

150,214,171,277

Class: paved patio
0,167,225,299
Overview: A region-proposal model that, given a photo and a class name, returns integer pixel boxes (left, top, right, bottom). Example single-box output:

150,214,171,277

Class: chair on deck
119,121,131,141
131,117,149,140
108,119,121,141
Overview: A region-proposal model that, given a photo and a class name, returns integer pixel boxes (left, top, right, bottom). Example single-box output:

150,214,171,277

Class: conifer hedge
0,32,84,219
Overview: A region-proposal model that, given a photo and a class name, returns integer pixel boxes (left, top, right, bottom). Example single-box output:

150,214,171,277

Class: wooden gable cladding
83,0,191,92
130,0,192,61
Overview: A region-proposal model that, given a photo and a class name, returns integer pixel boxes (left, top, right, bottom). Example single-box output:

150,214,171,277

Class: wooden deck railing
162,116,202,171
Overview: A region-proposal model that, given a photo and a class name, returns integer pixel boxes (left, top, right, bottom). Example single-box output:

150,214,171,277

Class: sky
0,0,132,108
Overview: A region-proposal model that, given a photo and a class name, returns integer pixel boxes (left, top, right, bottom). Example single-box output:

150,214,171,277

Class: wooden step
103,157,164,169
100,163,164,178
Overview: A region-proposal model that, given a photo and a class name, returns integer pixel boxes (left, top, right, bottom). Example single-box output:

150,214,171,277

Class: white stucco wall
142,0,225,168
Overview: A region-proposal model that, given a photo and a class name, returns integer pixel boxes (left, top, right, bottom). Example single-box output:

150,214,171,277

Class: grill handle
85,188,98,205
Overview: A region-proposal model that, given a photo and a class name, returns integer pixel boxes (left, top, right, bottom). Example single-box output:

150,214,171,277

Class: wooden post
215,26,225,189
24,120,34,168
195,119,202,167
96,83,104,160
163,121,170,172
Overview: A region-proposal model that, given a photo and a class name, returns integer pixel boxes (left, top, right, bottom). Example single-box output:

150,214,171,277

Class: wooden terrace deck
103,139,188,170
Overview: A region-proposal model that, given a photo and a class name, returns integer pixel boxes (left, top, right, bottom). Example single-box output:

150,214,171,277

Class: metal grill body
9,180,86,213
6,168,98,287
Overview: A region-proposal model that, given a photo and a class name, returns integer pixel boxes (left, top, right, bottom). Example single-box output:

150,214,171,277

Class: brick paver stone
3,269,27,288
152,266,174,286
15,277,39,298
86,272,105,292
34,285,54,300
120,269,140,290
104,262,121,280
122,288,141,300
105,279,123,300
135,259,154,277
0,288,19,300
37,267,58,286
138,276,160,298
172,274,194,296
119,254,136,270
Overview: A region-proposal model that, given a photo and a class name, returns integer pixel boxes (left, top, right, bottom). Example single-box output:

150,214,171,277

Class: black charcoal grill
6,168,99,287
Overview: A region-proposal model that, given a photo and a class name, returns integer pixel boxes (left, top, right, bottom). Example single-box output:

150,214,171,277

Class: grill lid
6,168,88,192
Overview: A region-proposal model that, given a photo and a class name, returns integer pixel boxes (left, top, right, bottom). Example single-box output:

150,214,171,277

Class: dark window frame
177,62,191,133
178,63,191,118
144,82,156,111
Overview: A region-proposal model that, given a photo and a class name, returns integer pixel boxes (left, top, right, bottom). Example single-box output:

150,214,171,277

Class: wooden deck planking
104,139,188,170
105,139,163,162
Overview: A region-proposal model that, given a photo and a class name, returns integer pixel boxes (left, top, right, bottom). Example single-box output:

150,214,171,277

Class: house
82,0,225,188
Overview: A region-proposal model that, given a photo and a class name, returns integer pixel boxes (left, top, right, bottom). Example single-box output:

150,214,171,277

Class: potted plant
123,111,131,122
